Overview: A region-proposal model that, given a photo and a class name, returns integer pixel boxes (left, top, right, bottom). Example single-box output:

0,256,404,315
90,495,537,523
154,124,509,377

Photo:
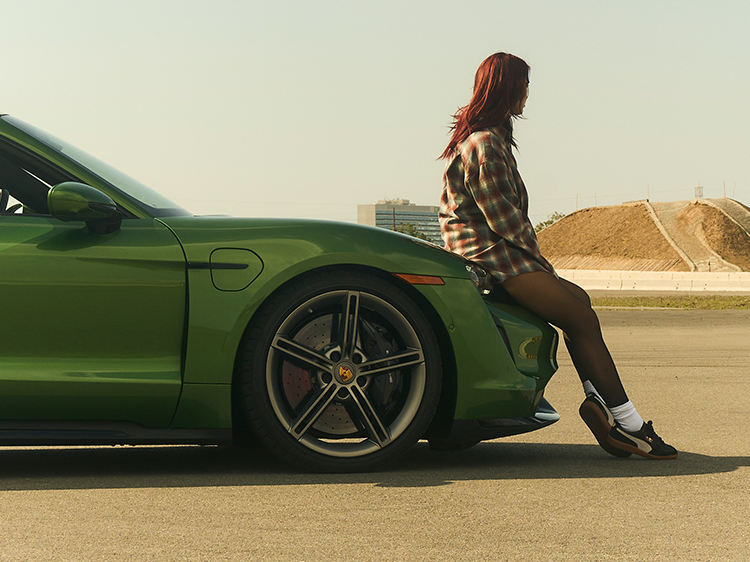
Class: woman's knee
559,278,592,307
563,306,603,340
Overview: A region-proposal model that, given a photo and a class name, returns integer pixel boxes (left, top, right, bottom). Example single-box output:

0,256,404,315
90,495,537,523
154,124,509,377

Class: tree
392,222,431,241
534,211,566,233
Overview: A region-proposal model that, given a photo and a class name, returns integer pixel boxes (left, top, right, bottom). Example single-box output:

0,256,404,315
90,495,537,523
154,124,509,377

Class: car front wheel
237,271,441,472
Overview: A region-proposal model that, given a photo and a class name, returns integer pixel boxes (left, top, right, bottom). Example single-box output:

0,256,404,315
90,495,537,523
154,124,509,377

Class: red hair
441,52,530,159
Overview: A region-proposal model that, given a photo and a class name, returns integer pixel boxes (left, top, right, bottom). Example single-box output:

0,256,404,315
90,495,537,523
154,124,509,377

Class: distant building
357,198,442,245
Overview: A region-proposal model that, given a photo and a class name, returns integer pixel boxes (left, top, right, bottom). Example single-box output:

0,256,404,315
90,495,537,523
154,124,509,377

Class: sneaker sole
606,430,678,460
579,401,632,458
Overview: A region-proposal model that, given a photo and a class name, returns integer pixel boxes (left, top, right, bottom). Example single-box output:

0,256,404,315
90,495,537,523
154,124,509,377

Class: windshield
2,115,190,217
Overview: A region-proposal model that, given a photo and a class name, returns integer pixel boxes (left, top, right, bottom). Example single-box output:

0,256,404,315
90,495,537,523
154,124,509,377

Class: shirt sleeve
468,157,542,258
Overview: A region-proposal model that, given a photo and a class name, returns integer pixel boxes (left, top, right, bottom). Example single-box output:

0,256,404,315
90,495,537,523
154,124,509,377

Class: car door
0,213,186,427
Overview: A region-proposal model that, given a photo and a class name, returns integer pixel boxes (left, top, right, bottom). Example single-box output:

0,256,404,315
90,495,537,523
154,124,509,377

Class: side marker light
393,274,445,285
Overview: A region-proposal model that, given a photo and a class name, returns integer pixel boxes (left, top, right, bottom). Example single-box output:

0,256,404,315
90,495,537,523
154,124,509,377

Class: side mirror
48,182,123,234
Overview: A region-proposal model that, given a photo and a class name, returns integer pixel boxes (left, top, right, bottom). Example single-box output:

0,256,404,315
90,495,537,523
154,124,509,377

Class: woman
439,52,676,460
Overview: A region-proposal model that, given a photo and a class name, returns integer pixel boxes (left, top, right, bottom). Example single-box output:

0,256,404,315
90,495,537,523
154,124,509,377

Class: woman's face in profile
513,81,529,115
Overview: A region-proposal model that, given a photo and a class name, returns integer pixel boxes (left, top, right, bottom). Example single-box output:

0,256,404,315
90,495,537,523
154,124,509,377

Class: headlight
465,263,493,295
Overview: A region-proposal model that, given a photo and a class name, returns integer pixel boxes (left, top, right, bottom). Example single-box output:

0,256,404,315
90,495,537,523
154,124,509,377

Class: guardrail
557,269,750,292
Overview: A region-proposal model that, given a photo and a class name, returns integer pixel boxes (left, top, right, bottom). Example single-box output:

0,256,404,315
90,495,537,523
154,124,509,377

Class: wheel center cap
335,363,356,384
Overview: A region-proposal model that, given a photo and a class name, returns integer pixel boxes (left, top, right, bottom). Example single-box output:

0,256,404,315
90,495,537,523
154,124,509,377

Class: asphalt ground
1,309,749,561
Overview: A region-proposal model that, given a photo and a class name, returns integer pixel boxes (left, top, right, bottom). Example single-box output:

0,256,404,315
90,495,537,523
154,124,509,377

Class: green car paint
0,215,185,426
0,114,559,466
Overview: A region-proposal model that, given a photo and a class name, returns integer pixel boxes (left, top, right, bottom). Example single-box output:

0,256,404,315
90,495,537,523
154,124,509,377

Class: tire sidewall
240,271,442,472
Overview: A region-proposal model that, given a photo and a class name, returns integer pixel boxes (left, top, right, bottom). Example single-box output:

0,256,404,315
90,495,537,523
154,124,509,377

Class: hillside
673,203,750,271
537,199,750,272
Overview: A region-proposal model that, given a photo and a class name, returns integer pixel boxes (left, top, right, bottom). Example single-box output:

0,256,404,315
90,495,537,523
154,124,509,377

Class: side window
0,139,137,220
0,144,68,216
0,189,24,214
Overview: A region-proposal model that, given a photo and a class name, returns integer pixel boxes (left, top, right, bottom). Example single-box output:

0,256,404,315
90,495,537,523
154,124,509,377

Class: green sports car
0,114,559,472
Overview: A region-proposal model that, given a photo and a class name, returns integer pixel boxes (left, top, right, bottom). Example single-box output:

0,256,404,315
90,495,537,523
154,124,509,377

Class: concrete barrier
557,269,750,292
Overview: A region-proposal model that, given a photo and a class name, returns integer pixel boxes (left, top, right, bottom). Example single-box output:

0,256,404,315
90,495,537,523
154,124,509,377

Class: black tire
237,270,442,472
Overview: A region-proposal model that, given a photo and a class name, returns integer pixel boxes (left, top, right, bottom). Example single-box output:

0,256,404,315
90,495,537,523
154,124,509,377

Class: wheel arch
229,263,458,444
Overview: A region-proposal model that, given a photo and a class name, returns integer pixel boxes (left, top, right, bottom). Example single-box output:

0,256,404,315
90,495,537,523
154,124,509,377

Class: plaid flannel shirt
439,126,556,283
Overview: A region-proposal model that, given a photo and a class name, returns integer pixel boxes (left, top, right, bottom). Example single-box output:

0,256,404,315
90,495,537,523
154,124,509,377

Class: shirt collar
487,125,510,142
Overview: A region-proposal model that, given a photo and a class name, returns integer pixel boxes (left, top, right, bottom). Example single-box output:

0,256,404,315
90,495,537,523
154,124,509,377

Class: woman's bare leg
502,271,628,407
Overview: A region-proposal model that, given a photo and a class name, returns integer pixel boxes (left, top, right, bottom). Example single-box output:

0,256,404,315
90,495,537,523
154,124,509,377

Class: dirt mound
537,204,690,271
537,200,750,272
678,203,750,271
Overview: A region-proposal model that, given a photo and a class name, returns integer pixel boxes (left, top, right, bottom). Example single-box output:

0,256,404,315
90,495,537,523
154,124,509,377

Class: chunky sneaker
579,395,632,457
608,421,678,460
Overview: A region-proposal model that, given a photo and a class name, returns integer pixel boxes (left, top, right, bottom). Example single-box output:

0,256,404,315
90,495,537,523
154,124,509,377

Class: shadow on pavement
1,441,747,491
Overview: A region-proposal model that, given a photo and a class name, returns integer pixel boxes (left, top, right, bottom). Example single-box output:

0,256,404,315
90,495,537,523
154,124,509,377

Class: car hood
158,215,471,280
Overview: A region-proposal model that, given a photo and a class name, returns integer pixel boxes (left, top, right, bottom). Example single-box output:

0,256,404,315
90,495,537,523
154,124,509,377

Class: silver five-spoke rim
266,290,426,458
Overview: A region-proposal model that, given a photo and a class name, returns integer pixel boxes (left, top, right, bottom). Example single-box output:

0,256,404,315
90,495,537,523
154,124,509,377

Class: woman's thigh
501,271,598,334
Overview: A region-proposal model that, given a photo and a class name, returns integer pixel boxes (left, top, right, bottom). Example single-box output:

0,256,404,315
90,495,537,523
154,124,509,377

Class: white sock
582,380,604,402
609,401,644,432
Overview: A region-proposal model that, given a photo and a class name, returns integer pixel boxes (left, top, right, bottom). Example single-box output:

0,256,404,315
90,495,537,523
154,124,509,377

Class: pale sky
3,0,748,225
